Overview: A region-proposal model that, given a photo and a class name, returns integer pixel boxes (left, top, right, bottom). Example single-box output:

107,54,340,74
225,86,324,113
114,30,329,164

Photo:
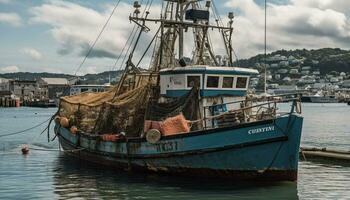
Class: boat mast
129,0,233,71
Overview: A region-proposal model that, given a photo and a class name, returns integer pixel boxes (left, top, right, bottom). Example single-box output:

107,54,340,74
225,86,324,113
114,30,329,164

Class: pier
300,147,350,162
0,97,20,107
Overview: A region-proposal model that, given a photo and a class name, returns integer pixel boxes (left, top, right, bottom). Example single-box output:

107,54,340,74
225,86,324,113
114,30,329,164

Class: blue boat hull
56,114,303,181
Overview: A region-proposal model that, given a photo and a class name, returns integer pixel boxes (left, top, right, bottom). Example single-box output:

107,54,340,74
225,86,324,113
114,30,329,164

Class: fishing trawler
52,0,303,181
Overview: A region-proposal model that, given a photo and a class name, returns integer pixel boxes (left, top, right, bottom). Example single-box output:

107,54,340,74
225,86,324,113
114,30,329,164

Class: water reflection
53,155,298,200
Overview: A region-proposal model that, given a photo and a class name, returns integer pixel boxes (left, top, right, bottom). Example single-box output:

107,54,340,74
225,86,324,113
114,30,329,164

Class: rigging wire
0,117,51,138
120,27,141,69
136,27,161,68
110,0,146,72
74,0,122,76
110,25,138,71
112,0,154,72
212,1,224,27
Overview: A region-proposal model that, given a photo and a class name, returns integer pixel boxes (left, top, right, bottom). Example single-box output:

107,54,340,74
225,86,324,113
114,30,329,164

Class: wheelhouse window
222,77,234,88
236,77,248,89
187,76,201,88
207,76,219,88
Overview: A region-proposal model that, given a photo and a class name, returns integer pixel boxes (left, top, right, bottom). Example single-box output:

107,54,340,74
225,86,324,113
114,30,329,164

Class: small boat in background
301,91,339,103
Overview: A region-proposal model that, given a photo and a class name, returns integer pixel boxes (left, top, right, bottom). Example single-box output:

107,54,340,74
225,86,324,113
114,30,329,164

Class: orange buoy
21,145,29,155
70,126,78,134
60,117,69,128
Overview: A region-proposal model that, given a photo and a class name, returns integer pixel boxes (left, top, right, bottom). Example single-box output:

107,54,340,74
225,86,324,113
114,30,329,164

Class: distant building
266,74,273,81
268,84,279,89
8,80,40,100
282,77,292,82
289,69,299,74
298,76,316,84
301,66,311,71
312,60,319,65
330,77,339,83
0,78,10,92
279,61,289,67
312,71,320,75
275,74,281,80
312,83,332,90
301,70,310,75
277,69,288,74
38,78,70,100
270,63,279,68
267,54,287,62
342,80,350,88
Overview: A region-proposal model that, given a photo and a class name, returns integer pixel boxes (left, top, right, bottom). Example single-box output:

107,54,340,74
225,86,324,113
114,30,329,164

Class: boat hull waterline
56,114,303,181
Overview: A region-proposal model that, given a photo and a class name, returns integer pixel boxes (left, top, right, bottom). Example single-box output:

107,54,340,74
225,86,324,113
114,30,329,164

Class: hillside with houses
237,48,350,91
1,48,350,107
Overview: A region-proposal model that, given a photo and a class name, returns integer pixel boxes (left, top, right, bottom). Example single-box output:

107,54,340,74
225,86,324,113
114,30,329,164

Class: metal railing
201,93,302,130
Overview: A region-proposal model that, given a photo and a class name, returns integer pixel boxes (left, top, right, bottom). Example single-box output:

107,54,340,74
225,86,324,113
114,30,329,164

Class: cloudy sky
1,0,350,75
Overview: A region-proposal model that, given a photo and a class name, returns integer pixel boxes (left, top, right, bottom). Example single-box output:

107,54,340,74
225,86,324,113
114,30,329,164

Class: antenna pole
179,2,184,59
264,0,267,94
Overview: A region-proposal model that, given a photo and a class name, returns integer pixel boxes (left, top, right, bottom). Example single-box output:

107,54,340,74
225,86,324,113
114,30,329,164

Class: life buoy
146,129,161,144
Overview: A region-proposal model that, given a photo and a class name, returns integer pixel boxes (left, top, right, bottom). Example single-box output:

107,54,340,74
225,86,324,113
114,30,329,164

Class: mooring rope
29,147,85,153
0,118,51,138
74,0,122,75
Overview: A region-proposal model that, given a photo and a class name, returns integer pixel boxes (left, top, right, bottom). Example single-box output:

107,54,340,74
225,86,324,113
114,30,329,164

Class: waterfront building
38,78,70,100
0,78,10,92
8,80,40,101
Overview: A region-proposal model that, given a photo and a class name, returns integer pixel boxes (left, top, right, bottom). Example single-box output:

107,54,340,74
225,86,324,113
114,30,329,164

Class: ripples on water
0,105,349,199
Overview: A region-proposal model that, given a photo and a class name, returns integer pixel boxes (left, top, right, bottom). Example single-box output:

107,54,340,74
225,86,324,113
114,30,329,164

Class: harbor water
0,104,349,199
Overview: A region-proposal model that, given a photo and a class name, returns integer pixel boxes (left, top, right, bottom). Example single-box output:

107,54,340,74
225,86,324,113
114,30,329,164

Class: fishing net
59,84,201,137
59,85,151,137
145,87,202,131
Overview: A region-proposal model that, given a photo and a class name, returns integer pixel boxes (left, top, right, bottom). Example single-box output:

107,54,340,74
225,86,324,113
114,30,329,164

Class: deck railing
201,93,302,130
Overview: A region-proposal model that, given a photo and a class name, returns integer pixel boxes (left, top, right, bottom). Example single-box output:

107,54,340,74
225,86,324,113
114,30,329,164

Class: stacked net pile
145,87,202,131
59,85,151,137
